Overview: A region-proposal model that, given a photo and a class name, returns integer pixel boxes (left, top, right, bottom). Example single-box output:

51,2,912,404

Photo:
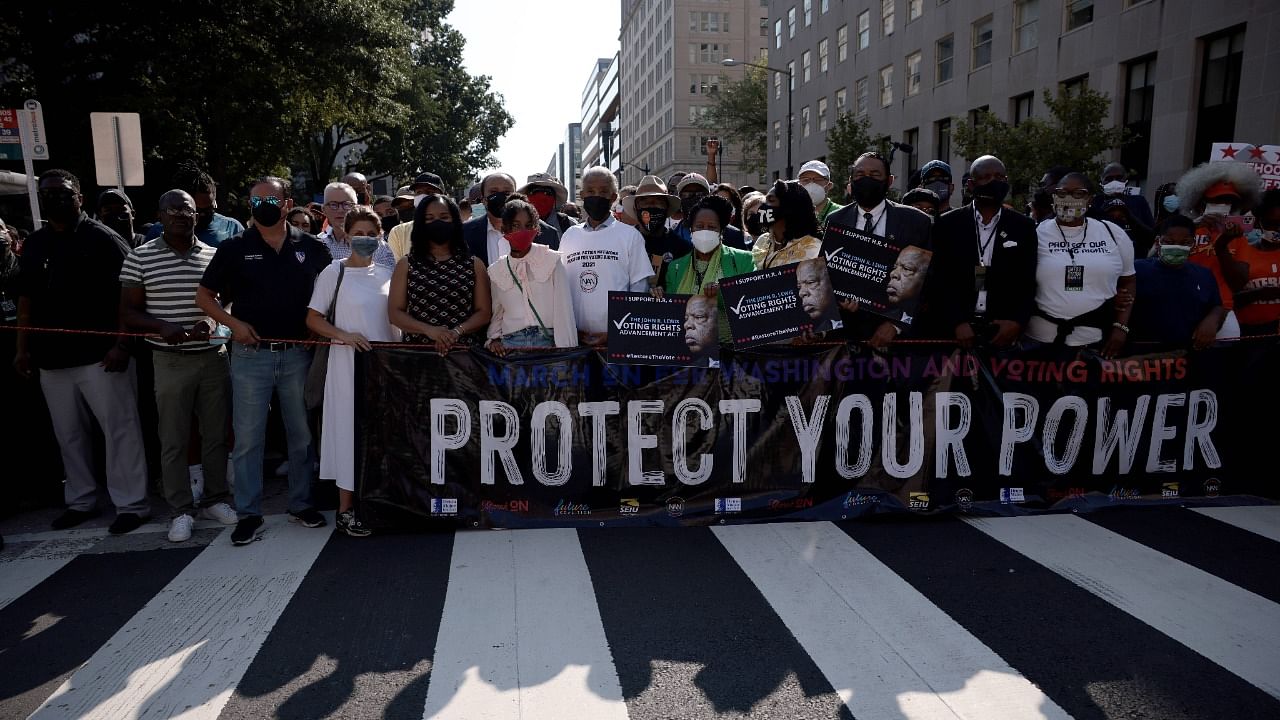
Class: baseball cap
798,160,832,179
920,160,953,180
412,172,445,193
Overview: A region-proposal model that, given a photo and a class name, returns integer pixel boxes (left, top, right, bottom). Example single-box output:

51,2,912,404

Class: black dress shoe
51,508,101,530
289,508,327,528
108,513,149,535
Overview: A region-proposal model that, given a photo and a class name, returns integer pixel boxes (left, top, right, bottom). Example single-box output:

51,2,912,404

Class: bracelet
450,326,462,337
1112,322,1130,334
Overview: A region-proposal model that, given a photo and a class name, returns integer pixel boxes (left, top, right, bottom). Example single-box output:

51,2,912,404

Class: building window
855,77,869,115
936,35,954,84
689,12,729,33
906,51,922,96
788,6,797,38
690,43,726,64
908,0,923,21
788,61,796,90
835,87,848,114
879,65,893,107
935,118,951,164
1012,92,1034,125
857,11,871,50
822,0,830,13
804,0,812,26
882,0,895,36
818,96,829,131
819,38,829,73
802,50,812,83
688,105,710,123
802,106,811,138
774,121,782,149
1065,0,1093,32
774,71,782,99
760,17,768,37
1061,74,1089,96
1122,56,1156,179
775,19,783,48
903,128,919,178
1014,0,1039,53
837,25,849,62
1194,28,1245,163
972,16,993,70
689,74,722,95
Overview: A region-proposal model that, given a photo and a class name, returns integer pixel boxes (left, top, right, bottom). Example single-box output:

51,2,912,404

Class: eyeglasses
162,208,197,218
38,189,76,199
1052,189,1091,200
250,196,282,208
324,201,356,211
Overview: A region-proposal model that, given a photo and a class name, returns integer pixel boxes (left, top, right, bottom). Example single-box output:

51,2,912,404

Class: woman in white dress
306,208,401,536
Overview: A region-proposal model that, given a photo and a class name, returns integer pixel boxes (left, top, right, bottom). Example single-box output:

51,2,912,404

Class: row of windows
689,11,730,33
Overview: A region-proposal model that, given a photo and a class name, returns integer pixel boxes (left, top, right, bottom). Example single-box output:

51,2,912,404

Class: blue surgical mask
470,203,486,218
350,235,380,258
1162,195,1180,213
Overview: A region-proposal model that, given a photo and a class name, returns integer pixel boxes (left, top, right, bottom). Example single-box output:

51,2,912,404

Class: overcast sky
447,0,622,185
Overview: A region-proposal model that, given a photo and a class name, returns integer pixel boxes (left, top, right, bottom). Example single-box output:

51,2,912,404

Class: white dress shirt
486,220,511,267
974,204,1002,313
852,200,889,237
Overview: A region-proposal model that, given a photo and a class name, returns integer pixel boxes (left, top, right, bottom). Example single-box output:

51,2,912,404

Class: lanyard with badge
973,211,1000,292
1056,219,1088,292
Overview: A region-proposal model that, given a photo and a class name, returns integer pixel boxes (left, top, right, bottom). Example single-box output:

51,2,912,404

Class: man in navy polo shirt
197,176,332,545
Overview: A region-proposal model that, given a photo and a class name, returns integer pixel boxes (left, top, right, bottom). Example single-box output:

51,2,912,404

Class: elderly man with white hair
317,182,396,269
558,166,655,346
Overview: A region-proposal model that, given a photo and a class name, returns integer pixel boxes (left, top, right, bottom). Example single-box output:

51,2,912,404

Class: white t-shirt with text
1027,218,1135,346
558,219,654,334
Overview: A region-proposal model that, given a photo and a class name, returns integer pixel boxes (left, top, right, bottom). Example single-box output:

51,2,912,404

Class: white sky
447,0,622,184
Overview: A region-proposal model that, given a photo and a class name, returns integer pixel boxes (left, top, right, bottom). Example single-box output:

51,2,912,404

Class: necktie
862,212,874,234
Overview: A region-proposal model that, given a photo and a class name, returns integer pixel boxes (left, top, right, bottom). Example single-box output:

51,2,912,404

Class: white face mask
804,182,828,206
1204,203,1233,216
413,193,428,207
1102,180,1127,196
691,229,722,253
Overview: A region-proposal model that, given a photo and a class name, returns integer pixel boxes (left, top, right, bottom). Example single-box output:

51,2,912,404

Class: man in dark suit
925,155,1036,348
826,151,934,348
464,172,561,266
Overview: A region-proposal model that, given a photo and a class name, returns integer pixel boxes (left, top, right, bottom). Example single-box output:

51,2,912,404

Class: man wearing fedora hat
519,173,577,240
625,175,691,284
463,172,561,267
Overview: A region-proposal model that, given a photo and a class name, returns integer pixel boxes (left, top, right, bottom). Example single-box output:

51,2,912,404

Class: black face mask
851,177,889,207
104,213,132,233
641,207,668,235
421,219,452,246
41,193,79,223
381,215,399,233
972,180,1010,207
485,192,510,217
195,208,214,230
251,202,283,227
397,208,414,223
745,217,764,236
680,194,705,215
754,207,776,228
582,196,612,222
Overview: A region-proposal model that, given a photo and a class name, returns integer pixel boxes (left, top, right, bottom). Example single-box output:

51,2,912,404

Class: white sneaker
199,502,239,525
168,514,195,543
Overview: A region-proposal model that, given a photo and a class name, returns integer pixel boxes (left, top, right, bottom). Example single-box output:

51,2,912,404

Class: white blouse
486,245,578,347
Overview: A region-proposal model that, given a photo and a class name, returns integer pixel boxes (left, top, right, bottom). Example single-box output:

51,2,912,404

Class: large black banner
356,341,1279,529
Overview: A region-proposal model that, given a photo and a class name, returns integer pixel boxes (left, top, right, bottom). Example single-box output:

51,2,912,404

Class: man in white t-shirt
558,166,656,346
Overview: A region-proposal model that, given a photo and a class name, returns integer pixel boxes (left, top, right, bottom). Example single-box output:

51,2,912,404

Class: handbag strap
506,256,550,335
325,262,346,324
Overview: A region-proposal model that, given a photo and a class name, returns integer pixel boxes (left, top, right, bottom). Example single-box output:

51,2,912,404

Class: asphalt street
1,505,1278,719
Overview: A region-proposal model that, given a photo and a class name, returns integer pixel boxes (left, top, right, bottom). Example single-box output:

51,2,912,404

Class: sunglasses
1052,189,1091,200
250,196,282,208
162,208,197,218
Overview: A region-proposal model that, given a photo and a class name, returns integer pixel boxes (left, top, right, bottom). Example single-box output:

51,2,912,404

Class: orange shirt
1190,229,1236,310
1232,239,1280,325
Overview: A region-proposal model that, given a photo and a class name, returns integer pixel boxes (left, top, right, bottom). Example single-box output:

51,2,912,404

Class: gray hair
323,182,357,200
581,166,619,194
1175,161,1265,214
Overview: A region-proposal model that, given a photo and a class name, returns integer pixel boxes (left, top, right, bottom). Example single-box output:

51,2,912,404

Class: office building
581,55,622,183
766,0,1276,198
557,124,583,196
620,0,771,190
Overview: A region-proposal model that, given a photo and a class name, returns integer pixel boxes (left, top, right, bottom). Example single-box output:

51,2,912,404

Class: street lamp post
723,58,792,180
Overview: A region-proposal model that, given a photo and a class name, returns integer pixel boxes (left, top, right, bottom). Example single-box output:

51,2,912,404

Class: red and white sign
1210,142,1280,191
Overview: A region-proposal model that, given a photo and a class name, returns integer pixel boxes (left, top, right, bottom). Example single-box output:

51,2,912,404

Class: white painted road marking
715,522,1070,720
1192,506,1280,543
968,514,1280,700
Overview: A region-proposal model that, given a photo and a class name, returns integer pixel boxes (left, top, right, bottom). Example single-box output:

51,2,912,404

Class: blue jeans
229,343,313,518
502,326,554,348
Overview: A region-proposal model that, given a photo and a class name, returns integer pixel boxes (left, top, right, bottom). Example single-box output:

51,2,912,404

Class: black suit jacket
463,215,561,266
925,205,1037,334
825,200,934,337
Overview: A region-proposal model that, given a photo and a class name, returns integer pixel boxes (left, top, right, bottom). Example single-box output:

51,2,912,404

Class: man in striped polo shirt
120,190,237,542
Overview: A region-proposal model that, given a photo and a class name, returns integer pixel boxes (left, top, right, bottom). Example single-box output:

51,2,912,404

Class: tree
696,63,767,175
824,112,890,203
953,86,1132,206
0,0,505,222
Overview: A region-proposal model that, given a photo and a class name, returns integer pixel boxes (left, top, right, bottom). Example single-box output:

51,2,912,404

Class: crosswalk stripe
579,526,853,719
967,514,1280,700
420,528,628,720
1192,506,1280,543
0,540,95,611
27,516,333,719
714,522,1070,720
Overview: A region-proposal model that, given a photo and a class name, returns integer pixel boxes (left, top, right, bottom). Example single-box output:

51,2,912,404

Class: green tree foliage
953,86,1132,205
824,112,890,203
696,63,767,175
0,0,508,217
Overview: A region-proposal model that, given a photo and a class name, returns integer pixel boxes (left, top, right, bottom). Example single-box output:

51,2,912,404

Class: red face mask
505,228,537,253
529,194,556,220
